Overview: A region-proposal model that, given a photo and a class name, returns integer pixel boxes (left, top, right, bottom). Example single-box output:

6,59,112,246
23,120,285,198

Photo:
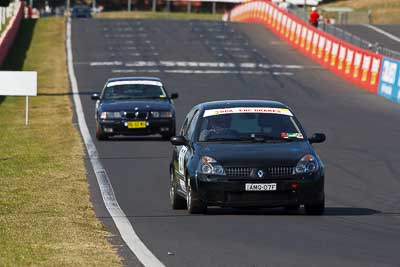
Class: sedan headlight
100,111,122,120
198,156,226,175
295,154,318,174
151,111,173,118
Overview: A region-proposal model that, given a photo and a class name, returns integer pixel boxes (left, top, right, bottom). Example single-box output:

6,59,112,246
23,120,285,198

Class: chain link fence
288,6,400,60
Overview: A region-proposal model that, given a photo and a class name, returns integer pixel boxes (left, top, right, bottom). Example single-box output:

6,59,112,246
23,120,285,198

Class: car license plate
127,121,146,129
245,183,277,191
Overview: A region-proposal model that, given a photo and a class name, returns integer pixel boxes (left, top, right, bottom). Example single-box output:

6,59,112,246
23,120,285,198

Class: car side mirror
170,136,187,146
170,93,179,99
91,93,100,100
309,133,326,144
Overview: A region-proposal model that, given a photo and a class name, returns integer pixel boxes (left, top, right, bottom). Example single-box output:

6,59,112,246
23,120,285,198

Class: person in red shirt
309,7,320,28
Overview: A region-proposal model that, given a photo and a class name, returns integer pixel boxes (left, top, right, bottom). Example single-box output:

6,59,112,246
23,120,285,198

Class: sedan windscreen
103,84,166,100
198,108,303,142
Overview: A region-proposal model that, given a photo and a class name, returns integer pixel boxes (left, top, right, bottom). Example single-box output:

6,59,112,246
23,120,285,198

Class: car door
174,108,200,195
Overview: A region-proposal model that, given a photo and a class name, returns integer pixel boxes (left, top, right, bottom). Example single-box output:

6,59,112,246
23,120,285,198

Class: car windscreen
73,6,88,12
103,82,166,100
198,107,304,142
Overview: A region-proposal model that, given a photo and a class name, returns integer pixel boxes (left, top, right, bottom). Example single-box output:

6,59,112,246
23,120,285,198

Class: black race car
169,100,326,214
71,5,92,18
91,77,178,140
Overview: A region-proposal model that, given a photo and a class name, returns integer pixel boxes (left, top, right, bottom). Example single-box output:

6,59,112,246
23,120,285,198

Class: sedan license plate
127,121,146,129
245,183,277,191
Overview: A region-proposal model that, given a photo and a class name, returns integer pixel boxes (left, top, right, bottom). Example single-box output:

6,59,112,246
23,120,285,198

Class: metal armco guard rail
0,1,24,65
223,0,400,103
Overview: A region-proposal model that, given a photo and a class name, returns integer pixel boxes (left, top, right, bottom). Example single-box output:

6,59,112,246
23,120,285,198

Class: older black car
169,100,326,214
71,5,92,18
91,77,178,140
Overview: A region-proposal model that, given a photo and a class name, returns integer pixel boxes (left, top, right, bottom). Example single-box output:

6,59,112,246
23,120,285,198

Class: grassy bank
320,0,400,24
94,10,222,20
0,18,121,266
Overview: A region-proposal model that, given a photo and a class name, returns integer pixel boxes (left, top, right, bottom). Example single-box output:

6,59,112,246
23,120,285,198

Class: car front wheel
187,179,206,214
170,171,186,209
96,126,108,141
161,128,176,141
304,196,325,215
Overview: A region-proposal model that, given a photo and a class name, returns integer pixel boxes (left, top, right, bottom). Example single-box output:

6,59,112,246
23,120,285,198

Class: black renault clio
92,77,178,140
169,100,326,215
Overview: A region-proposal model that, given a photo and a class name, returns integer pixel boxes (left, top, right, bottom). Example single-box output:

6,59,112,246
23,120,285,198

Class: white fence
0,0,19,32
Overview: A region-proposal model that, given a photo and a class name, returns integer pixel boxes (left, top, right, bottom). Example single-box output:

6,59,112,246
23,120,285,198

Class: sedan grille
225,167,252,177
268,166,295,177
125,111,148,119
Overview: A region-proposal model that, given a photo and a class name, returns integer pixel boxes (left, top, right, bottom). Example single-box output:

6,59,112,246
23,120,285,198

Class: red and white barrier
224,0,382,93
0,1,24,66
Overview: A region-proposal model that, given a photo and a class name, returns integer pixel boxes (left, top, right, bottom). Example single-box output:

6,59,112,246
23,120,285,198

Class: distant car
169,100,326,214
71,5,92,18
91,77,178,140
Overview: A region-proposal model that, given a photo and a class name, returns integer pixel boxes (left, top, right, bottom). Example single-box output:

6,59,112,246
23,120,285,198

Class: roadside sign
0,71,38,125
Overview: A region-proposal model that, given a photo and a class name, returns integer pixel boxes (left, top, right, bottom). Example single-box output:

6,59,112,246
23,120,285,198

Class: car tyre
162,133,173,141
284,204,300,211
187,180,206,214
96,126,108,141
305,197,325,215
170,171,186,209
162,128,176,141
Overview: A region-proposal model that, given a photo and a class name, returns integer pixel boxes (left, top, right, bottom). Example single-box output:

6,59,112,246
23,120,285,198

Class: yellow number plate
127,121,146,129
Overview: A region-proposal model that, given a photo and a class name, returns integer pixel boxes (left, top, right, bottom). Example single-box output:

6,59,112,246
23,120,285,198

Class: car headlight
198,156,226,175
100,111,122,120
295,154,319,174
151,111,173,118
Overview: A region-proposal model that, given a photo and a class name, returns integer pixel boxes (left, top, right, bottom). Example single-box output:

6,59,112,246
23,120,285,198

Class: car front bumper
97,119,175,136
193,173,324,208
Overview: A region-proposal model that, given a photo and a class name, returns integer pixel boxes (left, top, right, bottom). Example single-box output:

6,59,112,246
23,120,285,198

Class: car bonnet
195,141,313,167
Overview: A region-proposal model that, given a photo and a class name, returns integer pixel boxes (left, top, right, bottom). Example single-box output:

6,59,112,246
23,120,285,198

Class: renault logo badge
257,170,264,178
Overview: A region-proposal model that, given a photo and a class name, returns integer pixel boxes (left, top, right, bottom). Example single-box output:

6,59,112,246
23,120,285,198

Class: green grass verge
94,10,222,20
0,18,121,266
319,0,400,24
0,18,11,35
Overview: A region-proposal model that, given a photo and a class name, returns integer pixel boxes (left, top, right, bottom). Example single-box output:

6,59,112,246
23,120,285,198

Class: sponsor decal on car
203,107,293,117
280,132,304,139
107,80,163,87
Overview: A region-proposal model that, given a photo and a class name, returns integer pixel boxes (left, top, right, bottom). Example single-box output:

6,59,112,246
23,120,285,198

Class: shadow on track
101,136,167,142
205,207,381,216
37,90,96,96
109,207,382,219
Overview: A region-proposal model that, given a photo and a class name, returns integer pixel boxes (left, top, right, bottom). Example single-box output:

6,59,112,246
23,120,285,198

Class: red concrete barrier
224,0,382,93
0,1,24,66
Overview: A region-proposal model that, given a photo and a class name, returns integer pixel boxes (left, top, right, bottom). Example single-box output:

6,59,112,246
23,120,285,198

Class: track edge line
66,17,165,267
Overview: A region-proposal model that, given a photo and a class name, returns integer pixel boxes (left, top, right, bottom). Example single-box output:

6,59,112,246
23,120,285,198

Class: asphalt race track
339,25,400,53
71,19,400,267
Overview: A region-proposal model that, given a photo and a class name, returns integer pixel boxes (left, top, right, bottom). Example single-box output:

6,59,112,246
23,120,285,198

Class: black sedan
71,5,92,18
91,77,178,140
169,100,326,214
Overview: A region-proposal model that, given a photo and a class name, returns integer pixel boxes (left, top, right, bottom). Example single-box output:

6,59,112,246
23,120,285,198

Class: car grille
268,166,295,177
125,111,148,119
225,167,252,177
224,166,295,178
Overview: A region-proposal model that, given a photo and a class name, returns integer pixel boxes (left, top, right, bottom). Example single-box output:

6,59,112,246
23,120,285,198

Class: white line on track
86,60,306,69
111,69,294,75
66,18,164,267
363,24,400,43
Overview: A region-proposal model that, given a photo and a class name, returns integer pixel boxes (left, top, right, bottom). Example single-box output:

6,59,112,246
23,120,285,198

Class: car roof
107,77,162,83
198,100,288,110
73,5,89,8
